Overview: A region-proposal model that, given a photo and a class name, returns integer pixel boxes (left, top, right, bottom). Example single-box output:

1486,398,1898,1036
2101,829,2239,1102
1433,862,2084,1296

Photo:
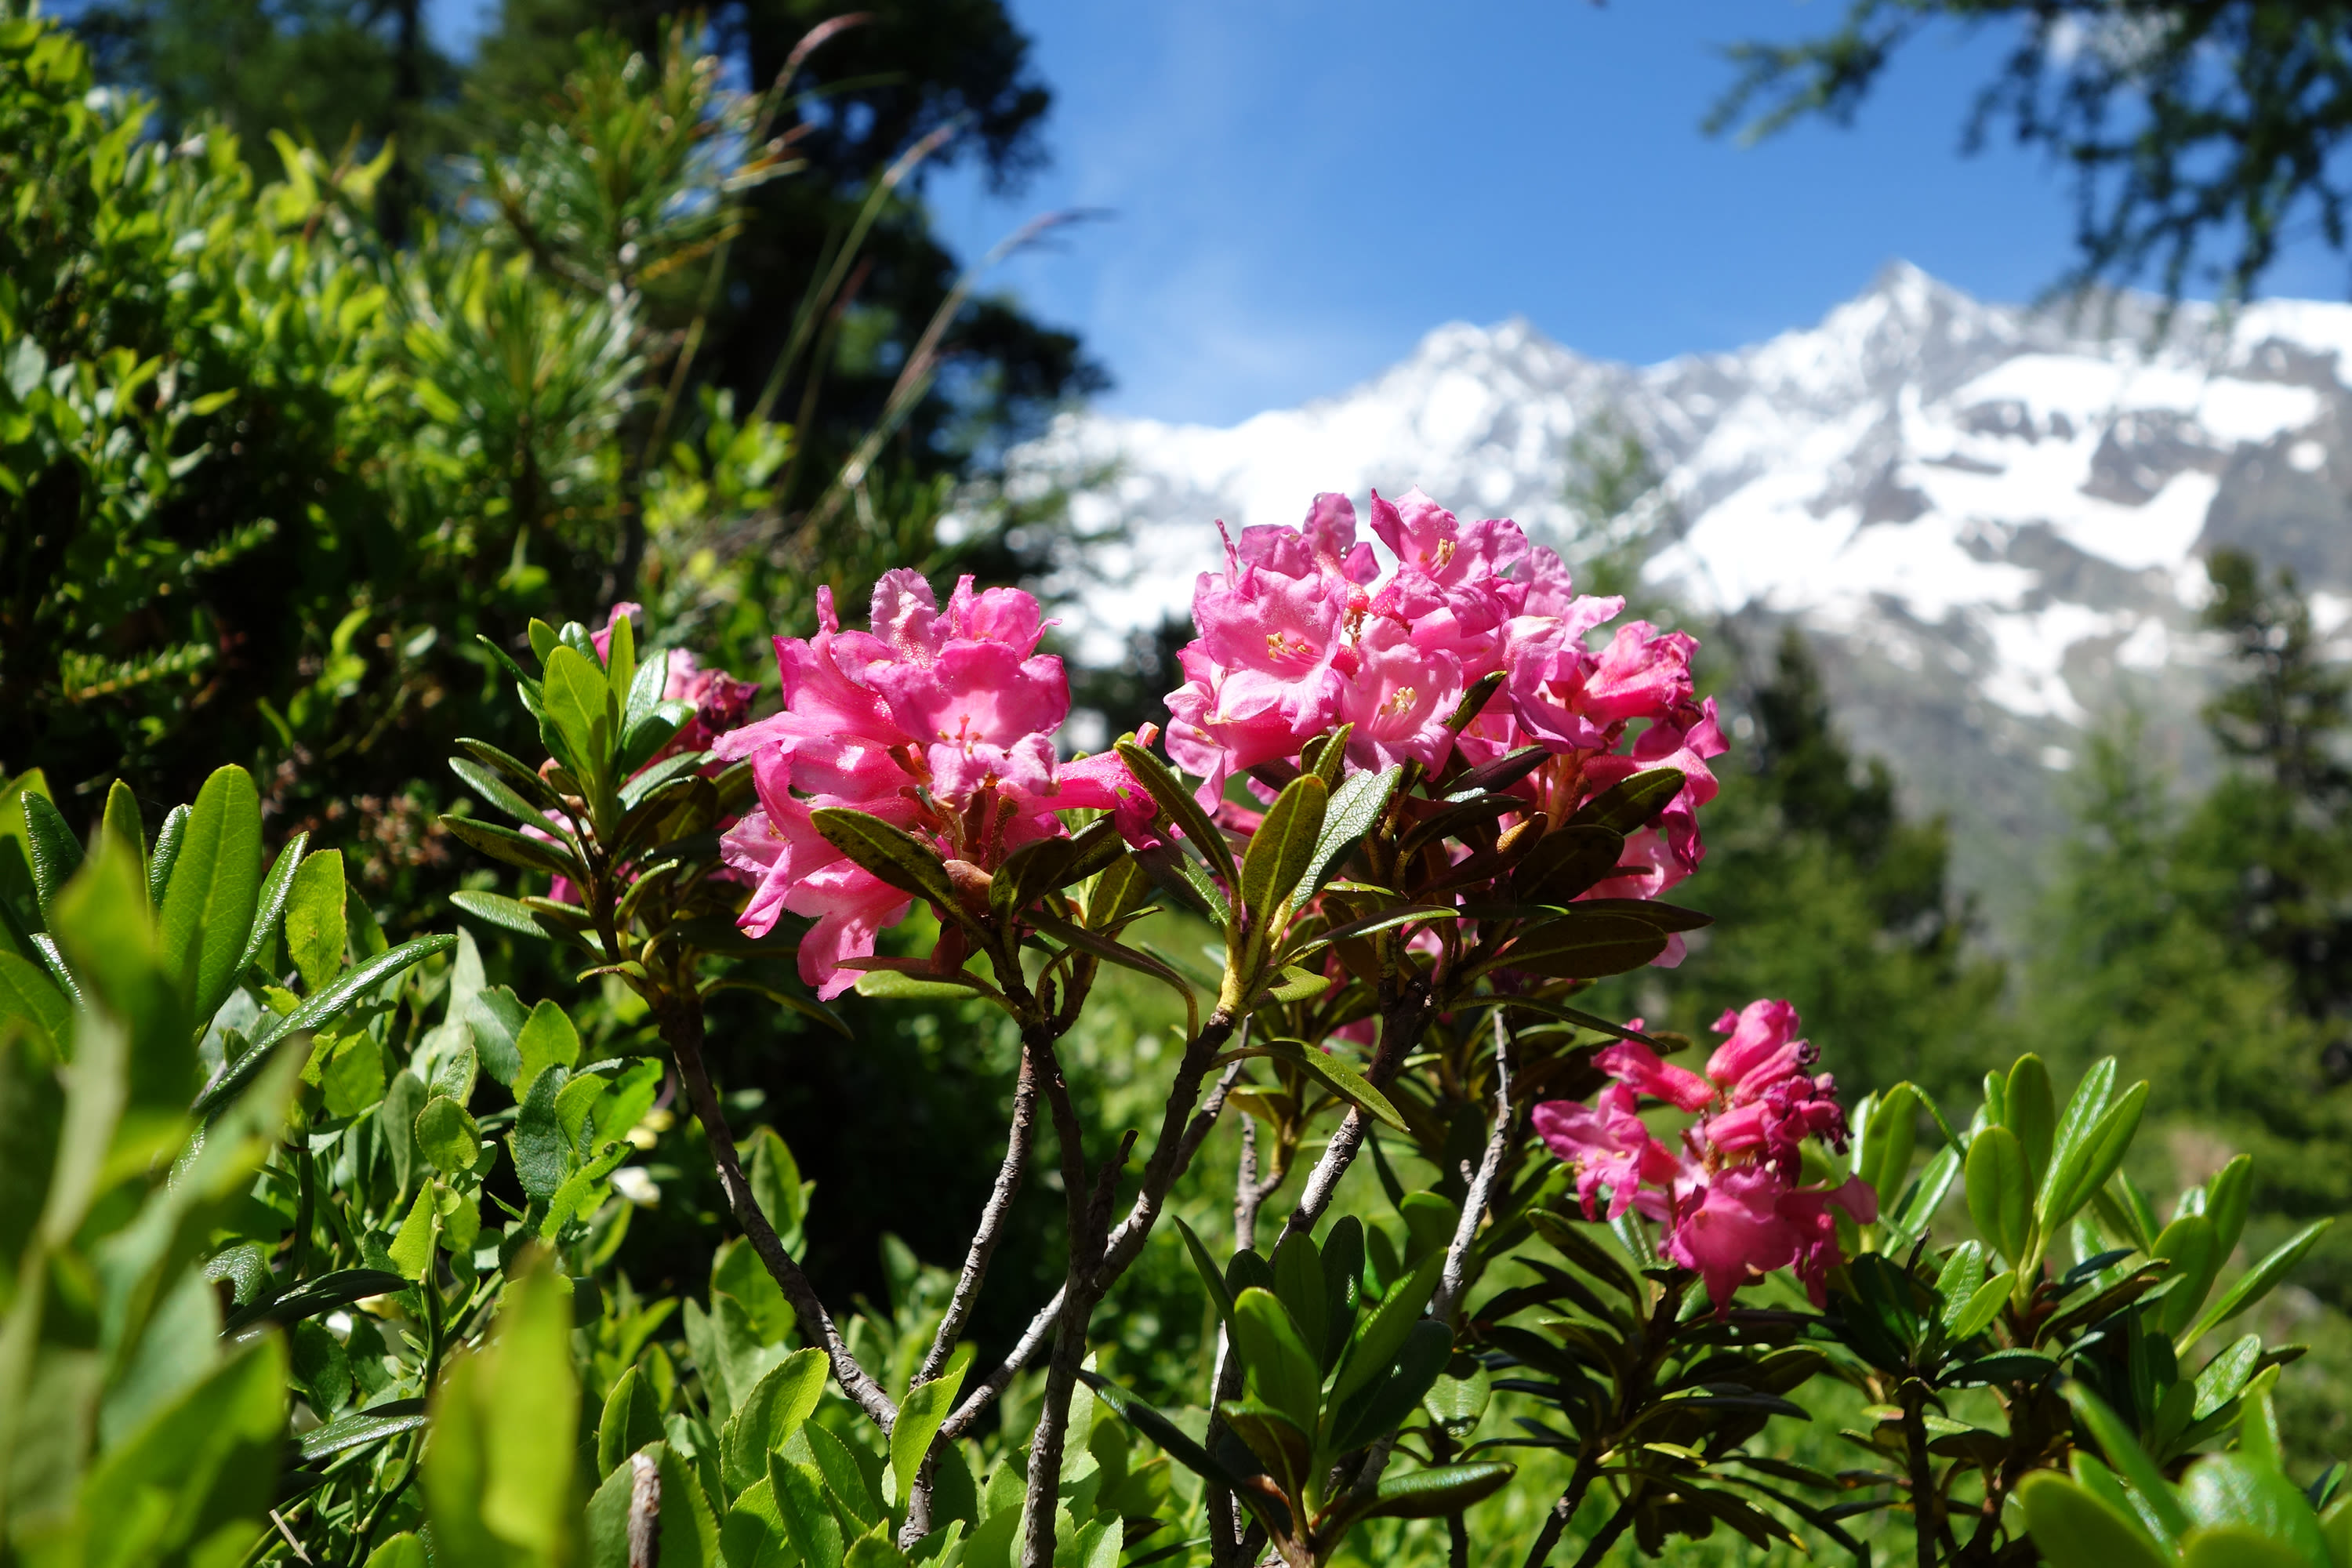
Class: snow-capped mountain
1008,263,2352,933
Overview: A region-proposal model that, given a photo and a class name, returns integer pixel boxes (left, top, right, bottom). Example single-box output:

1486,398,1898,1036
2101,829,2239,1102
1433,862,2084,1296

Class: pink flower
1533,1082,1682,1220
1776,1178,1878,1305
1592,1040,1712,1112
713,572,1111,998
1543,1000,1863,1310
1664,1166,1798,1309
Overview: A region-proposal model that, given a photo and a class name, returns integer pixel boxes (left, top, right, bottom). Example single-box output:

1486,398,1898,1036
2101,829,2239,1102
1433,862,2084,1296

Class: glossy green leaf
595,1366,664,1481
1566,767,1685,835
2006,1053,2058,1186
1271,1229,1328,1364
194,933,453,1111
1231,1287,1323,1433
809,807,962,915
725,1348,829,1498
284,848,347,993
1359,1461,1515,1520
2153,1212,2220,1338
0,949,70,1057
1327,1318,1452,1454
146,804,187,911
442,814,583,880
1116,737,1237,890
514,998,580,1095
2178,1526,2313,1568
2042,1081,2147,1232
2016,1473,2171,1568
1488,913,1668,981
238,829,307,984
1304,764,1400,892
1333,1250,1446,1408
2186,1220,2335,1345
769,1455,848,1568
1964,1124,2032,1265
2068,1387,2191,1550
1858,1083,1918,1214
1951,1271,2015,1341
1239,772,1328,923
1218,1401,1312,1498
18,787,82,922
890,1349,971,1498
158,764,263,1028
2180,1454,2330,1563
416,1094,483,1174
543,643,614,780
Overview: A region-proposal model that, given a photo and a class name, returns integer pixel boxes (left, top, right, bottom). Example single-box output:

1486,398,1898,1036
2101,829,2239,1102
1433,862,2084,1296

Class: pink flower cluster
712,572,1136,998
1531,1000,1875,1308
1163,489,1725,900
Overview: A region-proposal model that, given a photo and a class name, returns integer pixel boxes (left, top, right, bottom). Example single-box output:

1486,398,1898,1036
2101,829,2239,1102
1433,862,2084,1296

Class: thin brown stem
662,997,897,1429
1207,1114,1270,1568
899,1047,1040,1544
1432,1011,1514,1325
1019,1028,1097,1568
1523,1454,1604,1568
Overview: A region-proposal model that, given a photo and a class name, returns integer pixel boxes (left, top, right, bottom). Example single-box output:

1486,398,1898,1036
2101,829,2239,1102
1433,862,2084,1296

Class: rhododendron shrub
354,484,2340,1568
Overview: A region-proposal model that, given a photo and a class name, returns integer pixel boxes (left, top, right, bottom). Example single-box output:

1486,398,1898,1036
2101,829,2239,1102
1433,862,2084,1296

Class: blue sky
426,0,2352,427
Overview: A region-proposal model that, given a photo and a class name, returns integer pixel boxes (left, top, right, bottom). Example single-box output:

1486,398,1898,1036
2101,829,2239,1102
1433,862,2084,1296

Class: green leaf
2186,1219,2335,1345
448,890,557,944
2006,1054,2058,1187
299,1401,429,1461
595,1366,665,1480
100,779,144,870
1566,767,1686,835
1333,1250,1446,1408
890,1350,971,1499
365,1534,429,1568
512,1065,572,1200
158,764,263,1028
2180,1454,2331,1563
1231,1287,1323,1433
1217,1401,1312,1499
1964,1124,2032,1265
321,1033,387,1118
18,787,83,922
146,804,188,911
2178,1527,2314,1568
1240,1038,1406,1132
543,643,615,780
1488,913,1669,981
2016,1473,2171,1568
442,814,583,880
0,949,71,1057
850,967,1010,1010
1239,773,1328,922
388,1185,439,1282
1116,738,1238,891
1359,1461,1515,1520
2207,1154,2256,1262
239,830,307,983
2067,1386,2191,1550
810,808,961,915
769,1455,848,1568
1857,1083,1918,1215
1271,1229,1329,1364
1283,903,1460,963
284,848,347,993
416,1094,483,1174
725,1348,830,1498
1327,1318,1453,1454
194,933,454,1112
2041,1081,2148,1232
514,999,581,1095
1510,824,1625,903
2153,1213,2220,1338
1304,764,1400,893
1951,1271,2015,1341
467,985,531,1085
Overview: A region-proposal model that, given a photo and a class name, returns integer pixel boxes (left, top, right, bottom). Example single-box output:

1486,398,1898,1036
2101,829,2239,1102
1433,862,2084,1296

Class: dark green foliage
1709,2,2352,307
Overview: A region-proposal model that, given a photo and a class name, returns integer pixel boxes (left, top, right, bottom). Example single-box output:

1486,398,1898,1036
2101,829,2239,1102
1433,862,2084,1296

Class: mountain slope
1009,263,2352,934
